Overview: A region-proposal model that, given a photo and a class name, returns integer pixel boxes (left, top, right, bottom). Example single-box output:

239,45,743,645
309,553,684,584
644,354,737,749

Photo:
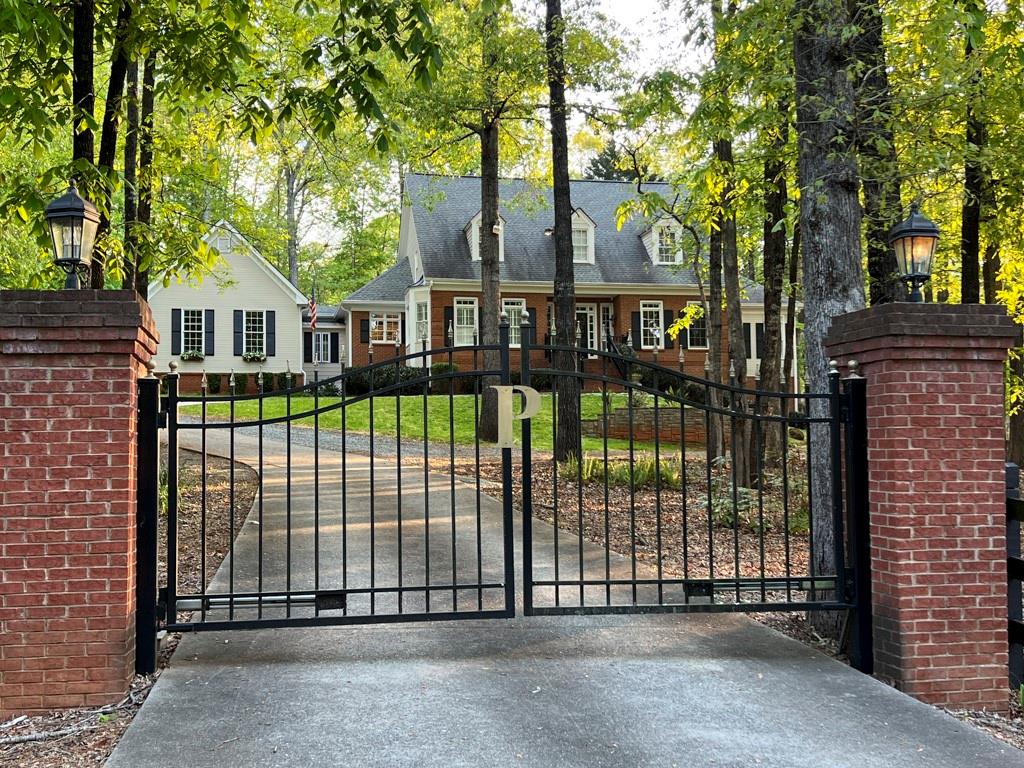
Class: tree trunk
1010,351,1024,468
478,116,502,442
982,243,1000,303
760,108,788,466
285,161,300,287
72,0,95,168
782,219,800,403
849,0,902,305
546,0,580,464
706,220,725,460
135,51,156,298
794,0,866,635
90,0,132,288
122,58,138,292
961,4,985,304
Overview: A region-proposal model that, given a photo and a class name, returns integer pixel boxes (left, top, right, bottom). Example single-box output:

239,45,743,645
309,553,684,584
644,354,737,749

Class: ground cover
182,392,658,453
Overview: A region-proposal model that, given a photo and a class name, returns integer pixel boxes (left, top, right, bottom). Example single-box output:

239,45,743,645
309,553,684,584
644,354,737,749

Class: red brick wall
0,290,158,716
350,310,405,368
580,405,729,444
826,303,1018,712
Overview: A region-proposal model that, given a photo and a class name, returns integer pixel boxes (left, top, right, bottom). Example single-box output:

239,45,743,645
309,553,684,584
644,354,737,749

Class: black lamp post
45,181,100,289
888,202,939,303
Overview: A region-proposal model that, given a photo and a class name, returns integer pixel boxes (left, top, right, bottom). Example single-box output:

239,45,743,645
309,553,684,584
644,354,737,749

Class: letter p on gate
491,385,541,448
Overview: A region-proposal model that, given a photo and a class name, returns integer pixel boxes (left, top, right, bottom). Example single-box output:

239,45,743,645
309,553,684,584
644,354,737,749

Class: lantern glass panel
911,235,936,276
49,216,86,267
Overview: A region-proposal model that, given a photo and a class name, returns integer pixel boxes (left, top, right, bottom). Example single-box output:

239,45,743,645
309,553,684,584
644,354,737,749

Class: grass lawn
182,392,659,453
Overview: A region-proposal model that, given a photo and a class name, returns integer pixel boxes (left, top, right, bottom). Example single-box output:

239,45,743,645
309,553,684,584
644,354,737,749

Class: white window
657,226,682,264
576,303,598,357
467,215,504,262
640,301,663,350
454,298,478,346
183,309,204,355
687,301,708,349
314,331,331,363
215,233,232,253
415,302,429,344
572,227,590,263
503,298,526,347
370,313,401,344
599,304,614,349
244,310,265,355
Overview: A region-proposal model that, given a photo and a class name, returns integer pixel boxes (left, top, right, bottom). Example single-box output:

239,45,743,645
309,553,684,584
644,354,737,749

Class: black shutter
331,332,340,364
360,319,370,344
443,306,454,345
233,310,243,356
663,309,674,350
266,310,276,357
401,312,407,345
743,323,752,359
303,332,313,363
680,309,689,348
755,323,765,359
171,309,182,355
631,312,641,348
527,307,538,346
204,309,215,356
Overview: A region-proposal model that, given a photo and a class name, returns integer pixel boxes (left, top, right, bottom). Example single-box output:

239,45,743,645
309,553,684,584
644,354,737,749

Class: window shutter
401,312,407,345
743,323,752,359
631,312,641,348
755,323,765,359
360,319,370,344
266,311,276,357
303,332,313,363
171,309,182,355
233,310,243,356
527,307,538,346
331,332,340,364
663,309,674,350
680,311,688,349
443,306,454,345
204,310,215,356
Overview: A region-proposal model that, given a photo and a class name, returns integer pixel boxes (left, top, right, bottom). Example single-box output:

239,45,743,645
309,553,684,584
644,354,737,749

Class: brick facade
580,404,725,445
0,290,158,716
825,303,1018,711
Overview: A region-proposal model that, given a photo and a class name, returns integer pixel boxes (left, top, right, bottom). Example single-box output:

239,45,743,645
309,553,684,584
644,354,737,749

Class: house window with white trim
370,313,401,344
502,298,526,347
657,226,682,264
183,309,204,355
572,227,590,263
640,301,663,350
454,298,478,346
314,331,331,363
687,301,708,349
244,311,265,355
415,302,429,345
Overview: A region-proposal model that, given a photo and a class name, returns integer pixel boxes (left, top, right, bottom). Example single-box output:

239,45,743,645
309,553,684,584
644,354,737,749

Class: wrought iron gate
137,313,871,675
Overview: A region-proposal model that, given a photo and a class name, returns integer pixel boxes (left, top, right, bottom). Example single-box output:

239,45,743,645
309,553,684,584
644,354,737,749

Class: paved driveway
106,429,1023,768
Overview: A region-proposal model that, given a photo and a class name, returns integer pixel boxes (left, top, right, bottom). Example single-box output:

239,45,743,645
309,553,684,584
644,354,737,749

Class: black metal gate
136,312,871,674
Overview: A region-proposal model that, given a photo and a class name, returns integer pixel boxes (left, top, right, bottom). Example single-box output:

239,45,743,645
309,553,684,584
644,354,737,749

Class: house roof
405,173,700,286
302,304,347,325
343,259,413,304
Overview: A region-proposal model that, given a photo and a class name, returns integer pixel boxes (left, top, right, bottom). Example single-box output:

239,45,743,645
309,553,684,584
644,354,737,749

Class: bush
345,364,427,396
276,372,291,391
314,382,341,397
256,371,275,393
232,372,248,394
207,373,222,394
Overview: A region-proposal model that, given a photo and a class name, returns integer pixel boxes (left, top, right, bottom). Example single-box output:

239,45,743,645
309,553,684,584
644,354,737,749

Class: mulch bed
1,450,258,768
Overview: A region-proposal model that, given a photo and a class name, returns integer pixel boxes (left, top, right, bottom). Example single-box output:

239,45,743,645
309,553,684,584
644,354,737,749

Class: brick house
340,173,797,386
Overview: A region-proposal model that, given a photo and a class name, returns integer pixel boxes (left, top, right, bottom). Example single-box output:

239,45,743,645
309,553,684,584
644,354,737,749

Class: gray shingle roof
343,259,413,303
406,174,700,286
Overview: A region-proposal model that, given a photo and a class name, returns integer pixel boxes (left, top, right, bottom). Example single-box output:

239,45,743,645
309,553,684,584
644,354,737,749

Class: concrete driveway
106,427,1023,768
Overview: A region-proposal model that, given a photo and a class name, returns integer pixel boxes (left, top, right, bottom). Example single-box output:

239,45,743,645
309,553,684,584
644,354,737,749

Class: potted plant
242,352,266,363
180,350,205,362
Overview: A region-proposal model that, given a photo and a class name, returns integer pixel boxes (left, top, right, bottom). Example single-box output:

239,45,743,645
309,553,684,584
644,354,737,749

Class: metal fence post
1007,462,1023,690
843,368,873,675
520,310,534,616
135,365,160,675
165,362,179,627
499,312,515,616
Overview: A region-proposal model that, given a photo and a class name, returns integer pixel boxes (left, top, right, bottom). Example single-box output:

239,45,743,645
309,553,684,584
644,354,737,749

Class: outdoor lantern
45,180,100,289
888,202,939,303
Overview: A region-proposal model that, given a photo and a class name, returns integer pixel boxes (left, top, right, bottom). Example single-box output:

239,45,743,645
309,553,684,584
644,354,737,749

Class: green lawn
182,392,656,453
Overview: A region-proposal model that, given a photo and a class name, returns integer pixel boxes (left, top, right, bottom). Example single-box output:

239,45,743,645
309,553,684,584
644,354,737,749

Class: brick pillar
825,303,1018,711
0,290,158,716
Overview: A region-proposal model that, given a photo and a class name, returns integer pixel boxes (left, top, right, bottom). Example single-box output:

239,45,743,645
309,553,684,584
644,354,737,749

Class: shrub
346,364,427,396
277,372,291,391
256,371,275,392
207,373,222,394
233,372,249,394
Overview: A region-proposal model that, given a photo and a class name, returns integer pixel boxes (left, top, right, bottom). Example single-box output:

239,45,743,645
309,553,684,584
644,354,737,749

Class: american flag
308,285,318,330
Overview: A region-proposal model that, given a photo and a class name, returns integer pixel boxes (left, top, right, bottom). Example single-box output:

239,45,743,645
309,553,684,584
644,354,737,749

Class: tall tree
122,57,139,291
960,0,987,304
547,0,580,463
849,0,902,305
793,0,865,627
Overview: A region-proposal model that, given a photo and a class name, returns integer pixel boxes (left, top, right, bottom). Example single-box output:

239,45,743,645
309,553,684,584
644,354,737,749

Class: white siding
148,233,305,376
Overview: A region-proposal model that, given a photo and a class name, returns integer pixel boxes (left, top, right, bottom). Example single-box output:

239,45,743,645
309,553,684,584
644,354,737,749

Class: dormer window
656,225,682,265
571,209,596,264
466,213,504,262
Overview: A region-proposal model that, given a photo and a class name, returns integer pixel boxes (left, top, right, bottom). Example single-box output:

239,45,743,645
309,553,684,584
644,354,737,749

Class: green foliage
232,372,248,394
344,364,428,396
207,373,222,395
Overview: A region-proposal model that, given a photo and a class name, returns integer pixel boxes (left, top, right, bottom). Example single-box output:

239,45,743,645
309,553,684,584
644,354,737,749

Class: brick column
825,303,1018,711
0,290,158,716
